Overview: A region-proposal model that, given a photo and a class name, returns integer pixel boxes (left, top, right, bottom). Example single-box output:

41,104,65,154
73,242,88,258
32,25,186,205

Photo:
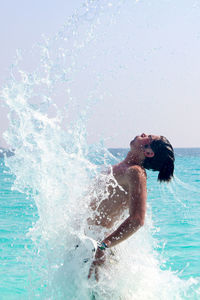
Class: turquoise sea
1,148,200,299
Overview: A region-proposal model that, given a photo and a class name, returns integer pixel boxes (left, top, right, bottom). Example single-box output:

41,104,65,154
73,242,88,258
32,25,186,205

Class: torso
88,161,146,229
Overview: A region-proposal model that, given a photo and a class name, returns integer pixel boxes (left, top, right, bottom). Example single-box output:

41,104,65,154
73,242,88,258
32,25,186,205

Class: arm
88,166,147,280
103,166,147,248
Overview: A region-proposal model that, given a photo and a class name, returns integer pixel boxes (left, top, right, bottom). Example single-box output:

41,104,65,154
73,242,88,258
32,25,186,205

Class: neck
123,151,145,166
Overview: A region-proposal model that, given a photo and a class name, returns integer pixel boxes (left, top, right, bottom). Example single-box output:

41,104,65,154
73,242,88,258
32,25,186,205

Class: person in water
88,133,175,281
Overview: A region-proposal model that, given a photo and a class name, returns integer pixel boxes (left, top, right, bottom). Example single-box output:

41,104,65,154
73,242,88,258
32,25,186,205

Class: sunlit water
1,149,200,299
1,0,200,299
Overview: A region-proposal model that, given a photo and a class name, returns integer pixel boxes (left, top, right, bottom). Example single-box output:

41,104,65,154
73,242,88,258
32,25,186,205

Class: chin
130,136,137,145
130,136,140,146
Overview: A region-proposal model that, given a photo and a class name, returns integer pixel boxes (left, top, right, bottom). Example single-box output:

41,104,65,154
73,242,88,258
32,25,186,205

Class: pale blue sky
1,0,200,148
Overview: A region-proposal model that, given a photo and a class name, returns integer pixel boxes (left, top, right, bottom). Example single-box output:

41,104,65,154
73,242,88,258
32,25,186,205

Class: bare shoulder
125,165,147,183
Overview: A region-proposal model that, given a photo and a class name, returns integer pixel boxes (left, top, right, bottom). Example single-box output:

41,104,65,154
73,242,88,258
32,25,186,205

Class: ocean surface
1,148,200,299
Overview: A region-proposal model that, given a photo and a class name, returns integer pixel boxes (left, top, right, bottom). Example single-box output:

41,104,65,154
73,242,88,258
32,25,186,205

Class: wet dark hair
142,136,175,182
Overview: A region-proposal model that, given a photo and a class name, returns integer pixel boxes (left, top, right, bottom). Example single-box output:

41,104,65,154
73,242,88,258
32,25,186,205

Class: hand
88,247,106,281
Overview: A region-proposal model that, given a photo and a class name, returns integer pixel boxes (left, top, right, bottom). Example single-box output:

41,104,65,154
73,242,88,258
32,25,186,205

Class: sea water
1,0,200,299
1,149,200,299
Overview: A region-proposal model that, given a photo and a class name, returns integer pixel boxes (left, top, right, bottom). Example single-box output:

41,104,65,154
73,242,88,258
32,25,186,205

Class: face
130,133,161,151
